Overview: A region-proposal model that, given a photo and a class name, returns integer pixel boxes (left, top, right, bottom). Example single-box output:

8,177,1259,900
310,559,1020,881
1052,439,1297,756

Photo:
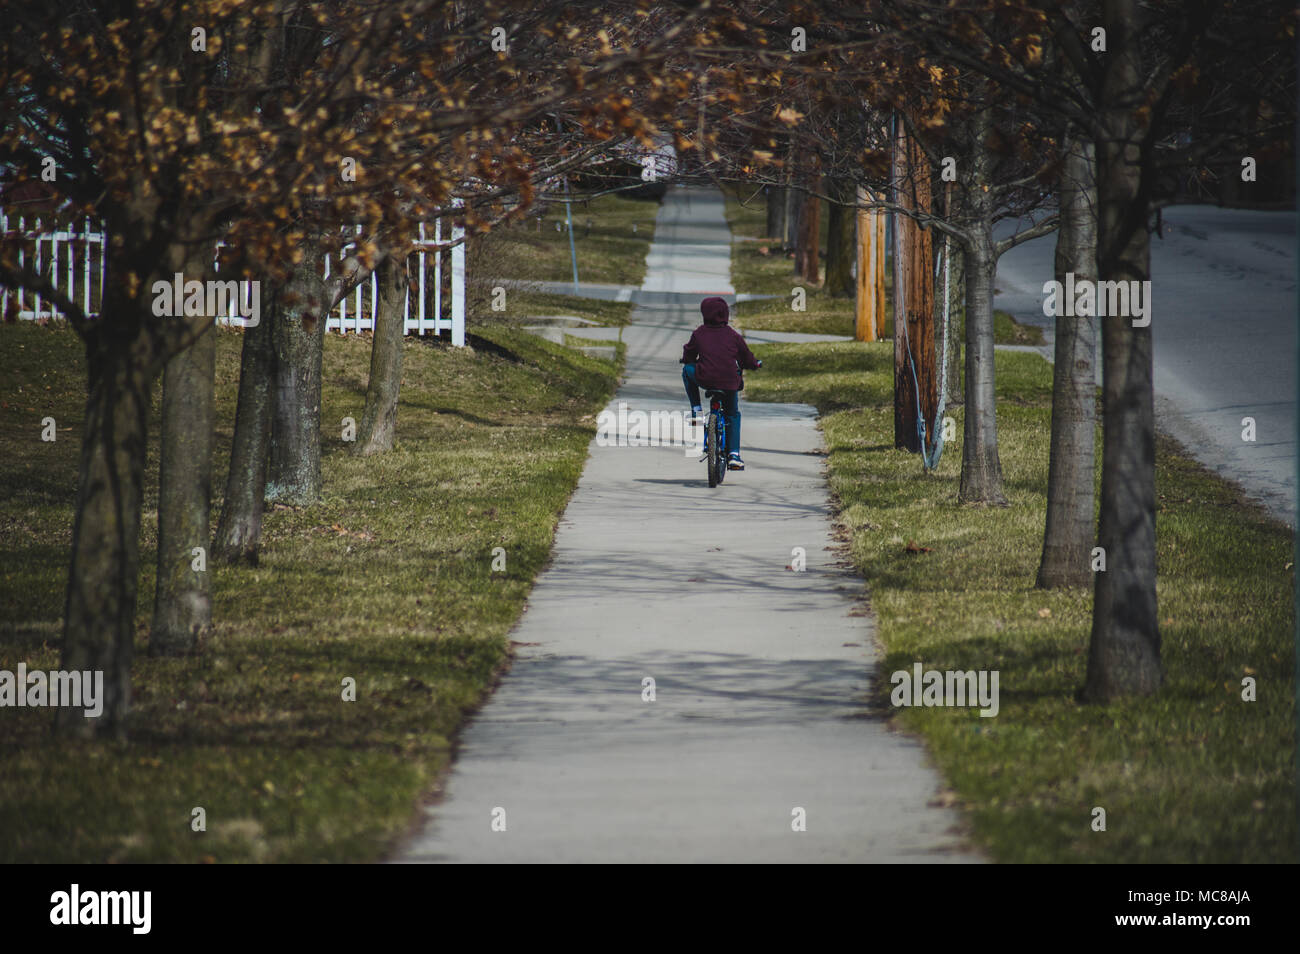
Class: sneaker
689,406,704,426
727,453,745,471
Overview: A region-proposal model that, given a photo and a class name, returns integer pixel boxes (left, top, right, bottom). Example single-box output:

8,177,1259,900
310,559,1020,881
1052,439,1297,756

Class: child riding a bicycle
681,296,761,471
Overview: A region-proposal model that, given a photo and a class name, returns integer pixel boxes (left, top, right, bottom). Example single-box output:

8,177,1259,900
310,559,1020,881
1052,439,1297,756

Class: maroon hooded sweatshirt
681,297,759,389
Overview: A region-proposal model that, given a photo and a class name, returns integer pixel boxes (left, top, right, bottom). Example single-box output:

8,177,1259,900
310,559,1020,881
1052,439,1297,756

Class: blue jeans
682,364,740,454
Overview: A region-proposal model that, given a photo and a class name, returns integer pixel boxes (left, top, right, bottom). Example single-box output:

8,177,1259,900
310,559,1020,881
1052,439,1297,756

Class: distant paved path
498,277,778,306
395,185,981,863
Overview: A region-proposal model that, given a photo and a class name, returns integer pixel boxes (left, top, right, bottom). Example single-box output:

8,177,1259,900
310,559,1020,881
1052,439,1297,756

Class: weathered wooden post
892,118,936,453
855,186,889,342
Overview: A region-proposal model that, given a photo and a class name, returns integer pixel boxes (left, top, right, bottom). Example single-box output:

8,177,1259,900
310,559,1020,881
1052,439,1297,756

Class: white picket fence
0,206,466,346
0,215,104,323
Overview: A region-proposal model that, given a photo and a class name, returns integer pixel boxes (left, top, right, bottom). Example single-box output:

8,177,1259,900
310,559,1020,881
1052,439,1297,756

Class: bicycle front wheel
710,413,726,486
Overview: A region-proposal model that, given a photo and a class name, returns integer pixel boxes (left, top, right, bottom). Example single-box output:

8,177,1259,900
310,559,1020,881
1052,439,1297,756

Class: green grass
488,288,635,328
960,309,1045,347
479,192,660,287
0,318,622,862
746,339,1295,862
993,310,1045,346
732,291,864,337
563,332,623,355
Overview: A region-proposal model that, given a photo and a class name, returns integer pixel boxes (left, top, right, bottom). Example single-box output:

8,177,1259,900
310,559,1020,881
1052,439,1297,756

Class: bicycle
702,388,729,488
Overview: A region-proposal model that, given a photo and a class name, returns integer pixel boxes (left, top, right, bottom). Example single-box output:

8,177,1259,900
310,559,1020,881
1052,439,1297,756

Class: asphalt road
994,205,1297,526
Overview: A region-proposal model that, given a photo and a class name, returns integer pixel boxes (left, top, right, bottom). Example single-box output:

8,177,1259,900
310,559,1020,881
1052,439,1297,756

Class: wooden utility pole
856,185,887,341
892,118,936,453
874,202,886,339
855,188,873,341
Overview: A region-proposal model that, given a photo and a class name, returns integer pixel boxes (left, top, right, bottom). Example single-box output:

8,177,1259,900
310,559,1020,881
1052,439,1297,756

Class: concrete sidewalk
493,277,779,306
395,185,981,863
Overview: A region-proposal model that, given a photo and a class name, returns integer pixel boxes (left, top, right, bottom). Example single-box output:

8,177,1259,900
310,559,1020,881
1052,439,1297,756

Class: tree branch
995,213,1059,259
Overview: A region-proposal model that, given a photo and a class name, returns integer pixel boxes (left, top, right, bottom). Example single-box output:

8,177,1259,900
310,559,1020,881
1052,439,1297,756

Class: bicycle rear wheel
706,412,721,487
711,412,727,485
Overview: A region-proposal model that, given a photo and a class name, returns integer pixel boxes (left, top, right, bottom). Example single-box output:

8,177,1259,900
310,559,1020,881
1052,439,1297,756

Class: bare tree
0,0,718,734
353,257,409,456
1037,136,1097,588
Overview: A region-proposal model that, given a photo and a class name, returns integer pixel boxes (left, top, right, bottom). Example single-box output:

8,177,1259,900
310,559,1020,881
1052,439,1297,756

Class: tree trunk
784,184,801,251
794,180,821,283
944,243,964,404
1083,0,1162,699
213,296,276,564
957,105,1007,505
266,255,329,506
55,292,156,738
150,315,215,655
932,237,957,411
959,236,1005,503
1037,138,1098,588
354,257,408,456
824,178,856,298
766,185,787,242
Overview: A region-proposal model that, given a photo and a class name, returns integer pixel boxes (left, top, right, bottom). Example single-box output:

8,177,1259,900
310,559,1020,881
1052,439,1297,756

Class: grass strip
0,319,620,862
477,192,660,287
746,338,1294,862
